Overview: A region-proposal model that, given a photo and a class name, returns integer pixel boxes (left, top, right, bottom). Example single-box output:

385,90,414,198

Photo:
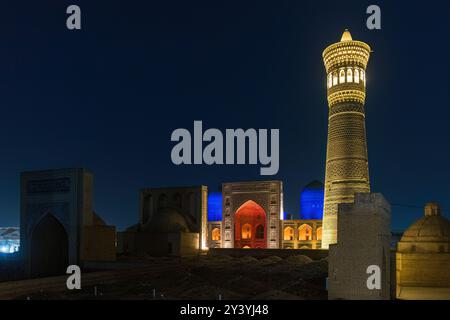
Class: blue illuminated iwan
207,192,222,221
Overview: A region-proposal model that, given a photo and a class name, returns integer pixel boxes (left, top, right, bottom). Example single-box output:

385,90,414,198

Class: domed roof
400,203,450,244
146,207,190,233
92,211,106,226
303,180,324,190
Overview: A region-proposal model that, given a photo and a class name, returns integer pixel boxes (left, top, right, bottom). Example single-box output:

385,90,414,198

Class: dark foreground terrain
4,254,328,300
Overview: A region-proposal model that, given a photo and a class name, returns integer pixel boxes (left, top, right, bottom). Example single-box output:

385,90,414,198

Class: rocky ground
16,254,328,300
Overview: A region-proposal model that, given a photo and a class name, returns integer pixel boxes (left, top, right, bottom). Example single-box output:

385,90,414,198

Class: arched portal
30,214,68,278
299,224,313,241
142,194,153,224
241,223,252,239
234,200,266,248
283,226,294,241
211,227,221,241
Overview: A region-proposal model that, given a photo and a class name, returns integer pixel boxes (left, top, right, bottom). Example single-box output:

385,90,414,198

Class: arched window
142,194,153,224
339,69,345,83
347,69,353,83
211,228,221,241
361,70,365,85
173,193,182,208
299,224,313,241
255,225,264,239
283,226,294,241
354,69,360,83
328,73,333,88
242,224,251,239
188,192,196,219
333,72,338,86
316,227,322,241
158,194,168,209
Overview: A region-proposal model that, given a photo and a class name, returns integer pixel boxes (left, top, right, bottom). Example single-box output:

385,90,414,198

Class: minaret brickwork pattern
321,30,371,248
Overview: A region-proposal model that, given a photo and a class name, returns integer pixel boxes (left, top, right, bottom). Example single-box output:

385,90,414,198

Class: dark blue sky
0,0,449,231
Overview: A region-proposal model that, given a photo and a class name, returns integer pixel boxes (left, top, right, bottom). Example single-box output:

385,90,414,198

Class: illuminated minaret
321,30,371,248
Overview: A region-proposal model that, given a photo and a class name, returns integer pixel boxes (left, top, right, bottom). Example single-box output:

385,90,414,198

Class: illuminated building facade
206,180,323,250
221,181,282,249
321,30,372,248
281,220,322,249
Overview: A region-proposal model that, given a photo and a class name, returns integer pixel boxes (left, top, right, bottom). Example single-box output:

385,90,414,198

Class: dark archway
30,214,68,278
158,193,168,209
142,194,153,224
234,200,266,248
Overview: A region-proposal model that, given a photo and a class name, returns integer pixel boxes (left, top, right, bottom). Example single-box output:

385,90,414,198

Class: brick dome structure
398,203,450,253
396,203,450,300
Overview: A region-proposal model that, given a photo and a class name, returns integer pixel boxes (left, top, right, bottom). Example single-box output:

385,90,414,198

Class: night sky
0,0,449,231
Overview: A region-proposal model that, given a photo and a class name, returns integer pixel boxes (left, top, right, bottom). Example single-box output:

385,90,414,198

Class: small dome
401,215,450,242
340,29,353,42
125,223,140,232
303,180,324,190
300,180,324,220
146,207,190,233
398,203,450,253
92,211,106,226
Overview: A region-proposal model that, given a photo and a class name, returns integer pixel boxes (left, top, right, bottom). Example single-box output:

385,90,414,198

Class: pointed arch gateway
30,213,68,277
234,200,267,248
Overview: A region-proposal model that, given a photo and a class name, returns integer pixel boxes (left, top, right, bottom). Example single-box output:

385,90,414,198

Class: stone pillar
328,193,391,300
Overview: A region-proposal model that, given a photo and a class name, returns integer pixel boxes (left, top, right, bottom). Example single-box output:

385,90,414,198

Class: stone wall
328,193,391,300
396,252,450,299
81,225,116,261
118,232,199,257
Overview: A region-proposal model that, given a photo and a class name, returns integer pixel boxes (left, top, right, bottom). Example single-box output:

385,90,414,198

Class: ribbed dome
401,215,450,242
401,203,450,243
398,203,450,253
146,207,190,233
303,180,324,190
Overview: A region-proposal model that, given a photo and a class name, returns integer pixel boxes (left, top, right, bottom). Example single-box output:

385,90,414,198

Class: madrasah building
118,180,325,255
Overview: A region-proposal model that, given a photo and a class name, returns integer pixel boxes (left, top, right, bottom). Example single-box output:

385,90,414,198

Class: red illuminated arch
234,200,266,249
